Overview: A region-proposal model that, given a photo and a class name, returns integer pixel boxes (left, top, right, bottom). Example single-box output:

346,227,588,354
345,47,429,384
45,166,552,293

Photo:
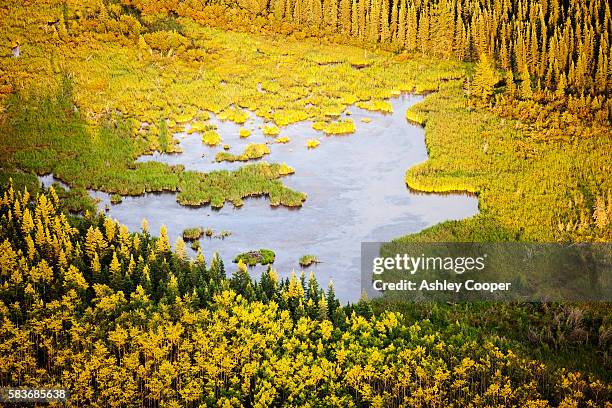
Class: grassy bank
403,80,611,243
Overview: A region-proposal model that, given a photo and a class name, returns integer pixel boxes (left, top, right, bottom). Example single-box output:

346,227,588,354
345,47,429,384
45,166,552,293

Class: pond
41,94,479,302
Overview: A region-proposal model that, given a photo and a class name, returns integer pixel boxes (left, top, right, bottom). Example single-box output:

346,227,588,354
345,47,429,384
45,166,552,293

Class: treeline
1,182,610,406
118,0,611,104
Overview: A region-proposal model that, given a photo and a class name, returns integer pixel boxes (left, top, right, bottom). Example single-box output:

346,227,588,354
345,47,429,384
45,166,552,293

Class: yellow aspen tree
59,16,69,41
138,34,149,59
85,227,97,258
58,249,67,268
132,234,141,253
25,235,36,260
432,0,453,59
166,273,179,300
98,1,109,32
272,0,285,19
36,194,54,223
288,271,300,298
455,16,467,60
35,220,45,248
318,293,328,319
311,0,323,27
49,186,59,207
556,73,567,98
595,44,608,94
499,35,510,70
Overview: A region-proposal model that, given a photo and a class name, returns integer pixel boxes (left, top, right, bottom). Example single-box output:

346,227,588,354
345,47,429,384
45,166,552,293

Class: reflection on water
40,94,479,302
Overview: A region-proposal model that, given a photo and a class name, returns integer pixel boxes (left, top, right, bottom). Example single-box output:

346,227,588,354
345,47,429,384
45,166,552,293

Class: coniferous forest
0,0,611,406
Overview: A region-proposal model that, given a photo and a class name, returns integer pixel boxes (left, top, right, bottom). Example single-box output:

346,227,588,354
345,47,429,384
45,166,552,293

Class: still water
41,94,478,302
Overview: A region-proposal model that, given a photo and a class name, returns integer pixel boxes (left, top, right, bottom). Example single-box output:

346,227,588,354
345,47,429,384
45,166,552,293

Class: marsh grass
176,162,306,208
299,255,320,267
277,163,295,175
0,83,305,210
405,110,426,126
215,143,270,162
182,227,204,241
3,8,607,241
402,81,612,242
313,119,356,135
234,249,276,266
356,100,393,113
218,107,249,124
188,122,216,134
306,139,320,148
202,130,222,146
110,194,123,204
263,125,280,136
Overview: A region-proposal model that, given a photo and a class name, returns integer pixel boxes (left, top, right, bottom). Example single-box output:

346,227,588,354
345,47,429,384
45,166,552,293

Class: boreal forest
0,0,611,406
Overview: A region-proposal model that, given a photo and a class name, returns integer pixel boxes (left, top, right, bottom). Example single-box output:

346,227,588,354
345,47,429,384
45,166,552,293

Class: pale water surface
41,94,479,302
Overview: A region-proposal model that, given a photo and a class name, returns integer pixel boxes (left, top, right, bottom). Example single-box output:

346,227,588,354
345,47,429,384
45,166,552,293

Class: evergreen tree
431,0,454,59
472,53,499,102
339,0,351,34
519,64,533,99
350,0,359,36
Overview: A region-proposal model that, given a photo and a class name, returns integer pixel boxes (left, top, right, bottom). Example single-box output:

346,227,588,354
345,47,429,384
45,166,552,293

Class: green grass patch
176,163,306,208
234,249,276,266
0,81,304,210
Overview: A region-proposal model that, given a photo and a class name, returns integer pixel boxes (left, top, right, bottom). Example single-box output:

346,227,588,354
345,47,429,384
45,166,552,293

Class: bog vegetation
0,184,610,406
215,143,271,162
0,0,611,405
